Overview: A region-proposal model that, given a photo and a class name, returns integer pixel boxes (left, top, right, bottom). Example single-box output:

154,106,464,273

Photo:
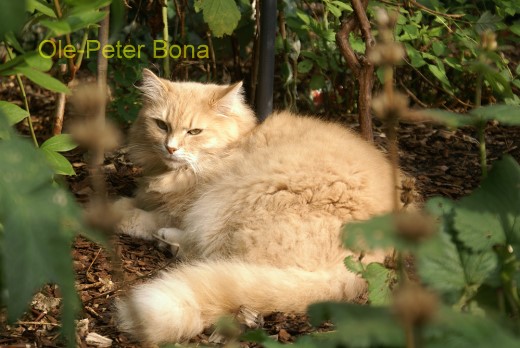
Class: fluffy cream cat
115,69,400,344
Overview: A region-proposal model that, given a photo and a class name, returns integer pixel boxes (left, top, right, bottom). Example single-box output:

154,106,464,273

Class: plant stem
75,30,90,71
4,42,38,148
478,122,487,178
52,0,76,80
162,1,170,78
475,70,487,178
404,321,416,348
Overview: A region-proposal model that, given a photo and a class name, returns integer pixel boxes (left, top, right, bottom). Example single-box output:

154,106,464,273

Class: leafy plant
194,0,242,38
1,0,113,175
0,1,110,346
0,112,94,347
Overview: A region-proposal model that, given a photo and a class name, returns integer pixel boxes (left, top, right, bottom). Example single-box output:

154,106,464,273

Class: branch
352,0,374,49
336,16,361,77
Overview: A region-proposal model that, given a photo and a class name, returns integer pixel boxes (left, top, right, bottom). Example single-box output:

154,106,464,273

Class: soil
1,78,519,347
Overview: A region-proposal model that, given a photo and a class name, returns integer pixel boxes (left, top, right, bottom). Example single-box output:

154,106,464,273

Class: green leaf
475,11,503,34
0,140,53,206
40,19,72,36
399,24,419,40
296,9,311,25
0,0,26,39
66,10,107,32
5,32,25,53
13,67,70,94
23,52,53,72
331,1,352,12
199,0,241,37
426,307,520,347
349,33,366,54
66,0,112,15
343,213,396,251
41,149,76,176
297,59,313,74
460,250,498,286
419,197,468,293
470,62,513,98
405,44,426,68
421,109,476,128
3,187,81,345
27,0,57,18
0,136,82,348
432,41,446,56
470,104,520,125
325,3,341,18
418,227,467,293
511,23,520,36
362,263,396,306
0,107,13,140
453,156,520,251
308,302,405,346
428,63,451,87
0,52,33,74
309,74,325,90
41,134,77,152
0,101,29,125
344,255,364,274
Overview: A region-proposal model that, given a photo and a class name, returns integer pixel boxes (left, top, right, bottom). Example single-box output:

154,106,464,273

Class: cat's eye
155,119,168,131
187,128,203,135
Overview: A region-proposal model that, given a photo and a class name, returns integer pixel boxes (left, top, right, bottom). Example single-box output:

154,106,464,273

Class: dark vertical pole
255,0,277,121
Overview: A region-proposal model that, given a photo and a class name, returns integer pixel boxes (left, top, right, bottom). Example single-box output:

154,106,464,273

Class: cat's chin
164,159,186,169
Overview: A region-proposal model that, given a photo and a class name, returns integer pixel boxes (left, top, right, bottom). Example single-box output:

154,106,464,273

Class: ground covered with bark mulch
1,79,520,347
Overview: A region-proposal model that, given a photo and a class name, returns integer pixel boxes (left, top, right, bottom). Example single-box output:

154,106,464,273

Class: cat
115,68,402,345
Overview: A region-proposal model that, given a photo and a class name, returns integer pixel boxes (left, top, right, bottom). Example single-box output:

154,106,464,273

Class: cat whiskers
183,154,201,180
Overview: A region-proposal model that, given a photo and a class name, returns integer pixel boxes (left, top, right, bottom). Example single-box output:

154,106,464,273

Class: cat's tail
116,260,366,344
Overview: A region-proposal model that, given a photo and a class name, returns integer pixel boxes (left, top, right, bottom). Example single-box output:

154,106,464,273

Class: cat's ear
212,81,245,115
139,69,168,100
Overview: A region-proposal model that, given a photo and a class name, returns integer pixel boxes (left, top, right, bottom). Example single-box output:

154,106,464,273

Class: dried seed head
84,199,123,235
69,119,121,152
375,7,390,27
375,7,398,30
481,30,497,51
395,212,436,242
372,91,409,121
369,42,405,65
70,82,111,119
370,8,403,66
400,176,421,208
393,283,438,327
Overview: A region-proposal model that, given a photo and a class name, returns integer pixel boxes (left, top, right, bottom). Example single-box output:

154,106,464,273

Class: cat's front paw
153,228,183,257
113,198,159,240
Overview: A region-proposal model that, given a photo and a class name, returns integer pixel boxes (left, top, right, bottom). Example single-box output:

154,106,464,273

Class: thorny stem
4,42,39,148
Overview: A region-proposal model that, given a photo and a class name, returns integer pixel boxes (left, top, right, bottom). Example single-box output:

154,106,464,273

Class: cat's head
129,69,257,174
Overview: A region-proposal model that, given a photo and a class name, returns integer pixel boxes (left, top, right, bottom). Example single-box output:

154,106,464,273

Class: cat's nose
166,145,177,154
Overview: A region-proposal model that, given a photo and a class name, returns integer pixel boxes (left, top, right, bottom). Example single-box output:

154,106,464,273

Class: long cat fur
115,69,401,344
